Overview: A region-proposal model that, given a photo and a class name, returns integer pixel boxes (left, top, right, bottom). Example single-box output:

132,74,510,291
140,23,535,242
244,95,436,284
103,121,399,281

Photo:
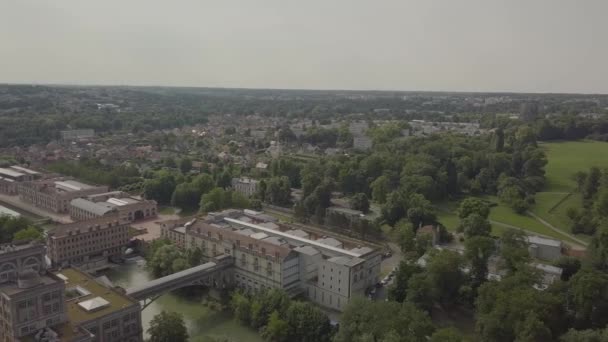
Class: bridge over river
126,255,233,309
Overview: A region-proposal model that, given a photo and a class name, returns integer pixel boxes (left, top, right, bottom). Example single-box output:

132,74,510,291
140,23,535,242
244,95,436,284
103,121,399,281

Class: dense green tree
231,292,252,325
554,256,581,281
464,236,496,288
148,311,188,342
261,311,289,342
0,216,35,243
567,269,608,329
475,271,564,342
560,327,608,341
458,198,490,219
388,261,423,302
406,193,436,228
514,312,553,342
426,250,466,307
284,301,332,342
171,182,201,210
500,229,530,273
143,171,177,204
460,213,492,238
429,327,467,342
405,273,435,312
12,226,42,242
334,298,435,342
381,191,408,226
350,193,370,213
179,157,193,173
148,244,185,277
589,223,608,270
265,177,292,206
371,175,390,204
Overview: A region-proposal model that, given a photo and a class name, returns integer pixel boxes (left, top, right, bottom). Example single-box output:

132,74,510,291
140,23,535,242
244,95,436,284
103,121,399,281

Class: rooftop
55,268,137,324
224,218,371,258
48,215,124,238
9,165,40,175
0,167,25,178
54,180,95,192
70,198,116,216
527,236,562,248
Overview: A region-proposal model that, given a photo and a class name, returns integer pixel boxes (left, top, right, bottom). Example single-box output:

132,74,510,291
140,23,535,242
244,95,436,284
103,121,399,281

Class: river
104,261,263,342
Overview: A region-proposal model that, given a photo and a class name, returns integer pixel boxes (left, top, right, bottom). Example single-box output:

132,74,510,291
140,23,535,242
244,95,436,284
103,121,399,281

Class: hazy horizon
1,0,607,94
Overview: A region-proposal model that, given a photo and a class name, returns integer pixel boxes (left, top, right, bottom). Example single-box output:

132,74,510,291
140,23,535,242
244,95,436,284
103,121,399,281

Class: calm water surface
105,262,263,342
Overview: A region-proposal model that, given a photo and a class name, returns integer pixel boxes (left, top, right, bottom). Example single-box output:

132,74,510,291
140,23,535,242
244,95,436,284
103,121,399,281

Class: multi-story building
46,215,130,269
231,178,259,197
0,242,70,342
53,268,142,342
69,191,157,222
163,209,381,311
18,179,108,214
0,166,41,195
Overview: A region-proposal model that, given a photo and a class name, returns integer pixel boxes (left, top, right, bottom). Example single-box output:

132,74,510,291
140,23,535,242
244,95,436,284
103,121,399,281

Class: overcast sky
1,0,606,93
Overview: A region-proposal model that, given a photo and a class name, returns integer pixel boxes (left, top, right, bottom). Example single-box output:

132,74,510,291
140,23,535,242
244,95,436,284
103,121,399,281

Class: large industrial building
18,179,108,214
161,209,381,311
0,166,41,195
69,191,157,222
0,241,141,342
46,215,130,269
0,242,69,342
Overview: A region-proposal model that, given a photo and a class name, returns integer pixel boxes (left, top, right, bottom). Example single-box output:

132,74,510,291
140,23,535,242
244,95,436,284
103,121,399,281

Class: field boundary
547,192,573,213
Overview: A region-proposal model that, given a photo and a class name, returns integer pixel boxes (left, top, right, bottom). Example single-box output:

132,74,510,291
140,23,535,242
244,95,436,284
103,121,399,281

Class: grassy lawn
530,192,591,244
158,206,177,215
437,196,580,244
541,140,608,192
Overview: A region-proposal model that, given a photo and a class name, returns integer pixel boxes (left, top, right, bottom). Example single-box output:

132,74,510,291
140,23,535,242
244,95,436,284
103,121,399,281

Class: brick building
46,215,130,269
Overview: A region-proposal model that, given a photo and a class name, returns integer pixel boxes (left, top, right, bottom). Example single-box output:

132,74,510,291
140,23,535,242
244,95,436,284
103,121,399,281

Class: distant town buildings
60,129,95,141
231,177,259,197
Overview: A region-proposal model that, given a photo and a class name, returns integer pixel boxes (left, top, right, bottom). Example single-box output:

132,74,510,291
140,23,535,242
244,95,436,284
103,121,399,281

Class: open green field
541,140,608,192
527,140,608,243
437,196,580,245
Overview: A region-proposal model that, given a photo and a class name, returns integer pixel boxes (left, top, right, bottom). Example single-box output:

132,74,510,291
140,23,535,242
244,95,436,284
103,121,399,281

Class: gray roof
327,256,365,267
294,245,320,256
527,236,562,248
262,236,288,246
70,198,116,216
317,237,343,248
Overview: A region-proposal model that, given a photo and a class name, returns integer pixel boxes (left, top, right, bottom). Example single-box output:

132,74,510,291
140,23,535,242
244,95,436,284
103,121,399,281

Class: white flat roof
0,168,24,178
9,166,40,175
224,218,367,258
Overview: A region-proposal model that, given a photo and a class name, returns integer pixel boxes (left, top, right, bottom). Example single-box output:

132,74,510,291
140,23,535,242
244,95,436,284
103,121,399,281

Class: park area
438,140,608,247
